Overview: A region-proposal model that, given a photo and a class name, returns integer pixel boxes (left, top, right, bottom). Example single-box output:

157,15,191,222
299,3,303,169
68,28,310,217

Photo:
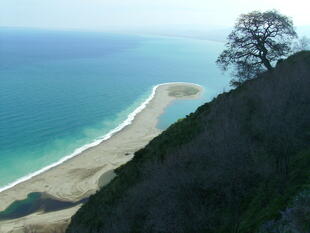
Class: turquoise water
0,28,230,190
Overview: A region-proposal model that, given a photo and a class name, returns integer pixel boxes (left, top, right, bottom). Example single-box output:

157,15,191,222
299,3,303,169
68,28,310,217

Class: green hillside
67,51,310,233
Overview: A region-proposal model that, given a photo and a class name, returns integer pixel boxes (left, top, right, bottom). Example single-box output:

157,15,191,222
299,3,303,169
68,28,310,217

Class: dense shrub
260,190,310,233
67,52,310,233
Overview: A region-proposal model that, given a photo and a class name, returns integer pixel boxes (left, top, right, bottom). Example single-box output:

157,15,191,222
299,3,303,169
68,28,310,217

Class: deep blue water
0,28,230,190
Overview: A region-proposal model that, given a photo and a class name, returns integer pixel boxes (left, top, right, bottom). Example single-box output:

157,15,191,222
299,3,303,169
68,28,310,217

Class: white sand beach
0,83,203,233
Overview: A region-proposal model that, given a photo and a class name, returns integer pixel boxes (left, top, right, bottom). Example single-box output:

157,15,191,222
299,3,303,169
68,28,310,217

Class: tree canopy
217,10,297,86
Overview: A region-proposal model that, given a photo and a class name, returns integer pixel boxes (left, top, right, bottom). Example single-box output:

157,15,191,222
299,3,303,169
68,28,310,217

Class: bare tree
217,10,297,86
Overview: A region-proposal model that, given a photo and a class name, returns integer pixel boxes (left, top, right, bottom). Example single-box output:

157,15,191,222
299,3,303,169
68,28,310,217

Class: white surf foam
0,82,203,193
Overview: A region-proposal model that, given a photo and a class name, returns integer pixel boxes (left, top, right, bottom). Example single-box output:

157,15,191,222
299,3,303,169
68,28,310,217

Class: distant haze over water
0,28,230,190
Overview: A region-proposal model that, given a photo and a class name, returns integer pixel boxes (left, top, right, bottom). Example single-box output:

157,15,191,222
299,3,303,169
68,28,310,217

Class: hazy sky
1,0,309,31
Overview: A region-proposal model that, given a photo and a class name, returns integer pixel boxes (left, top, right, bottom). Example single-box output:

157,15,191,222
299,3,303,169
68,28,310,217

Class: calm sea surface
0,28,230,190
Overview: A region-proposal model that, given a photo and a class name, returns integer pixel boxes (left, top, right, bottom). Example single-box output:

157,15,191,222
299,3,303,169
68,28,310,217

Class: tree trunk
260,44,274,71
262,57,274,71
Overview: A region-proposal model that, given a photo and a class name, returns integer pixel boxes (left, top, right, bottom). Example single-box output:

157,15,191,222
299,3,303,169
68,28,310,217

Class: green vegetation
167,85,200,97
67,51,310,233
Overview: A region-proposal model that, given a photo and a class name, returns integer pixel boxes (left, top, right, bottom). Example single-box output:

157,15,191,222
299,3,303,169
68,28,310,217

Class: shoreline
0,82,203,232
0,82,202,195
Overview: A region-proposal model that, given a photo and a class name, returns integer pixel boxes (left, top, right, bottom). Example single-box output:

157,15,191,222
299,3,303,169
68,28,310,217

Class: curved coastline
0,82,203,232
0,82,203,194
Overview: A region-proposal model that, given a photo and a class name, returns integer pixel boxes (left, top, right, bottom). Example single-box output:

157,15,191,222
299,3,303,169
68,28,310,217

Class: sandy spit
0,82,203,232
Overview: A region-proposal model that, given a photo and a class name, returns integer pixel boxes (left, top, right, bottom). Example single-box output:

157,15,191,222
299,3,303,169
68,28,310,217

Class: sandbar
0,82,203,232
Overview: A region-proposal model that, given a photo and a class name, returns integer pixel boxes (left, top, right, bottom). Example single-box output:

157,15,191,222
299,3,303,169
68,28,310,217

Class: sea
0,28,230,192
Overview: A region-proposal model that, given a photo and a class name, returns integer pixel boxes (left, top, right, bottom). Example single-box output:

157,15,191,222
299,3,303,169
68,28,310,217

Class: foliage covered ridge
67,51,310,233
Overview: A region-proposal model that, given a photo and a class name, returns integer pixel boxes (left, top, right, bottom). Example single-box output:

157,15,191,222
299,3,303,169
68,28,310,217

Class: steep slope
67,51,310,233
